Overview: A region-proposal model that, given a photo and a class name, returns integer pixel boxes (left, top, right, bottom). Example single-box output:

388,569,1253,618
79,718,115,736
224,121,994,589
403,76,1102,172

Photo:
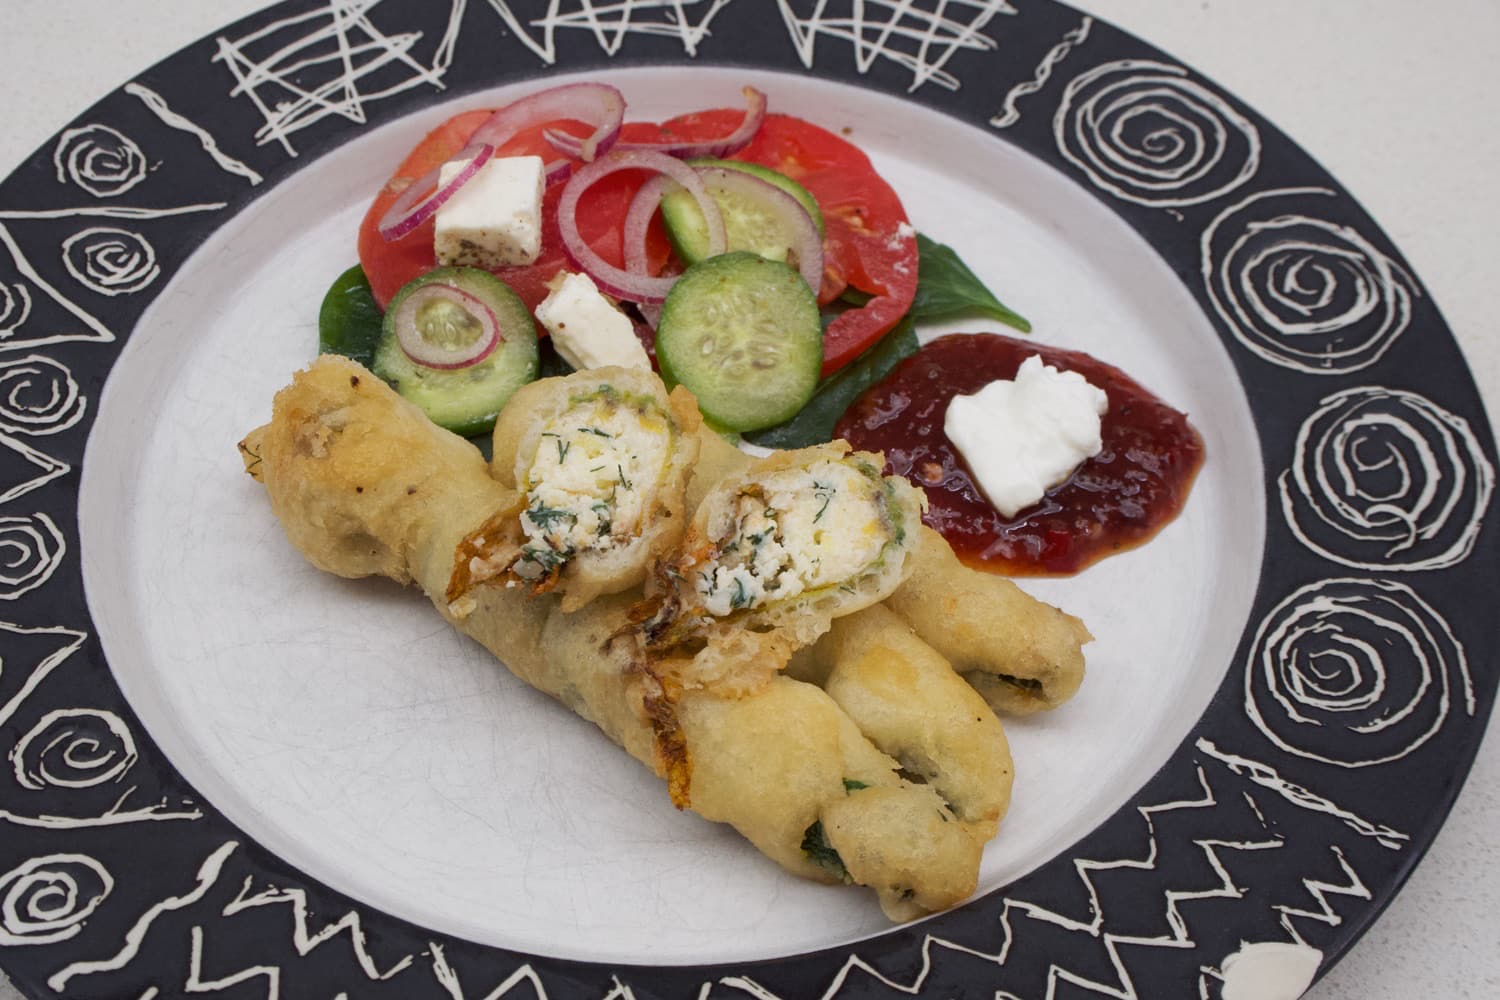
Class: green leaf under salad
317,264,385,368
910,232,1031,332
745,317,918,450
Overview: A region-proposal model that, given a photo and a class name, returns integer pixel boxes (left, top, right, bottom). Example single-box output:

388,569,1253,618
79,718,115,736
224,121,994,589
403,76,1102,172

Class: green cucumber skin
656,252,822,432
372,267,539,437
660,160,824,265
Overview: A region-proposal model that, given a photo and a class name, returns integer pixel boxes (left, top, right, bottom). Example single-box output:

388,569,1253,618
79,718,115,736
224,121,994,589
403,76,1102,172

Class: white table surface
0,2,1494,998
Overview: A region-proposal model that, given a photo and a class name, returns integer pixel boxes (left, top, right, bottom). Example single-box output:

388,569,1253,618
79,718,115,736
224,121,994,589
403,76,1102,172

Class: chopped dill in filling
514,389,673,579
694,458,893,616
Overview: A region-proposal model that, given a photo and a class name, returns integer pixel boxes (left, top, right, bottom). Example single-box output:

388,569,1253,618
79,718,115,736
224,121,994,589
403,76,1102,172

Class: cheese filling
513,390,674,579
694,459,893,617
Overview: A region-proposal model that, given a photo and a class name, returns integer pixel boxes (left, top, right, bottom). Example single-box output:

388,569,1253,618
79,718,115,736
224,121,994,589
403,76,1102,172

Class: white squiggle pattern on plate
429,944,549,999
0,433,70,506
186,926,280,997
123,82,265,186
0,622,88,728
11,709,137,789
1245,578,1473,768
776,0,1015,93
47,841,239,992
215,0,463,157
0,854,113,946
1054,59,1260,207
1281,386,1494,570
221,879,414,981
0,205,228,222
990,15,1092,128
1202,187,1418,372
52,125,149,198
1274,845,1370,941
0,224,116,353
62,228,161,297
0,354,86,436
0,512,64,599
0,281,31,336
1196,738,1408,849
483,0,735,62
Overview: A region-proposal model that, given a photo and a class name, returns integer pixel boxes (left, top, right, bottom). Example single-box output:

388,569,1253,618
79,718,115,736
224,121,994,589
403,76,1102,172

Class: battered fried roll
644,442,924,695
240,356,989,920
885,526,1091,715
449,367,701,611
787,603,1013,839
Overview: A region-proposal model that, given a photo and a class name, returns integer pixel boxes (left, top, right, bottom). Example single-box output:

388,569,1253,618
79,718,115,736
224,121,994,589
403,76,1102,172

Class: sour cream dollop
943,353,1108,518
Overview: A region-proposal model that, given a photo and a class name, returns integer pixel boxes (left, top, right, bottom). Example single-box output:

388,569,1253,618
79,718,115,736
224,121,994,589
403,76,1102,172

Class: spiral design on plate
12,710,138,790
1246,578,1472,767
0,355,86,436
0,513,64,600
0,855,113,946
1054,59,1261,207
1280,386,1493,570
61,227,161,297
51,124,148,198
1202,186,1417,372
0,281,32,339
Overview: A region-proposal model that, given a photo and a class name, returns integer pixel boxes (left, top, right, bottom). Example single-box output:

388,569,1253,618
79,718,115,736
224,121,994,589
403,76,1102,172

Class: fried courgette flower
448,367,701,612
238,356,994,921
640,441,925,695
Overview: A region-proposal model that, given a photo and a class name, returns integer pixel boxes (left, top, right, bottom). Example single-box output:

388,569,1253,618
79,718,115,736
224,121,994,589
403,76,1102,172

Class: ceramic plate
0,2,1494,997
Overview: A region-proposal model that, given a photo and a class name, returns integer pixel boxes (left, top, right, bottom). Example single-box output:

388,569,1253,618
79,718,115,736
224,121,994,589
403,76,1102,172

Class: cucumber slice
661,159,824,265
656,252,822,432
372,267,538,437
317,264,384,368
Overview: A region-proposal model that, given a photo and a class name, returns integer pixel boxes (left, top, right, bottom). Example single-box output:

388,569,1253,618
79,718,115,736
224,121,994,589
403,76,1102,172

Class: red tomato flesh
357,107,918,375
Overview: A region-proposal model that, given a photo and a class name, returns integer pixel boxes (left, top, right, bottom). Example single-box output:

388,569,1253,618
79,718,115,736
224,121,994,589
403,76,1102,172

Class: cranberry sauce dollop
834,333,1205,575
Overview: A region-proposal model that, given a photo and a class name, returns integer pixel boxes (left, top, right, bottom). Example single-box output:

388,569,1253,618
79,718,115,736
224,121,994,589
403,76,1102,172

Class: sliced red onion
392,284,502,370
471,81,625,173
695,166,823,293
623,173,681,279
377,142,495,242
546,86,768,161
558,150,726,303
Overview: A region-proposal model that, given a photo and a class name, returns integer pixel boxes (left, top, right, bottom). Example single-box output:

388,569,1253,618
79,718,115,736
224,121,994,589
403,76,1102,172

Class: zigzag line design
429,942,550,999
222,878,415,982
1275,845,1370,942
186,925,280,997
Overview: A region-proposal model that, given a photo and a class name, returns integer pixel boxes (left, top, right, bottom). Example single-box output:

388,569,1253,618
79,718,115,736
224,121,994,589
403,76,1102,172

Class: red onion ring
392,284,502,370
696,167,823,294
558,151,726,303
623,173,680,280
546,86,768,161
376,142,495,242
471,81,625,172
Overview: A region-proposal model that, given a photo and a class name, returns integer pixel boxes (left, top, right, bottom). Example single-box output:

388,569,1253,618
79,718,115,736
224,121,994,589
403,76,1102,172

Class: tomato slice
357,108,917,375
357,117,674,312
653,111,919,375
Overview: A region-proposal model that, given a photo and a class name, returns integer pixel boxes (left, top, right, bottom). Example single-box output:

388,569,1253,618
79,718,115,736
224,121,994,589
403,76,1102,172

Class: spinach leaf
745,317,918,449
911,232,1031,332
317,265,385,368
800,820,852,884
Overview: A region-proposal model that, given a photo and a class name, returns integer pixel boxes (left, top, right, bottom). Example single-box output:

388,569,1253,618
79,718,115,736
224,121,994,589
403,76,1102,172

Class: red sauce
835,333,1205,575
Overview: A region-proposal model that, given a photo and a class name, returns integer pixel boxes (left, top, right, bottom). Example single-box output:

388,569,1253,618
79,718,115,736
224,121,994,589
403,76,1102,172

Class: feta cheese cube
534,272,650,371
434,154,544,269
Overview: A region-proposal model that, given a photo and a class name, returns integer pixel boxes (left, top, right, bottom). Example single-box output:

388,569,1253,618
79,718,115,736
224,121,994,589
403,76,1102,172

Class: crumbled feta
515,393,672,575
534,272,650,371
944,354,1108,519
434,155,544,269
696,460,888,616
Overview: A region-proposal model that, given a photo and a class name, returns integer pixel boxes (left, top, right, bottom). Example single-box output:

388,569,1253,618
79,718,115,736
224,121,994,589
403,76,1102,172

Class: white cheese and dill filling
694,459,897,617
513,388,674,579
